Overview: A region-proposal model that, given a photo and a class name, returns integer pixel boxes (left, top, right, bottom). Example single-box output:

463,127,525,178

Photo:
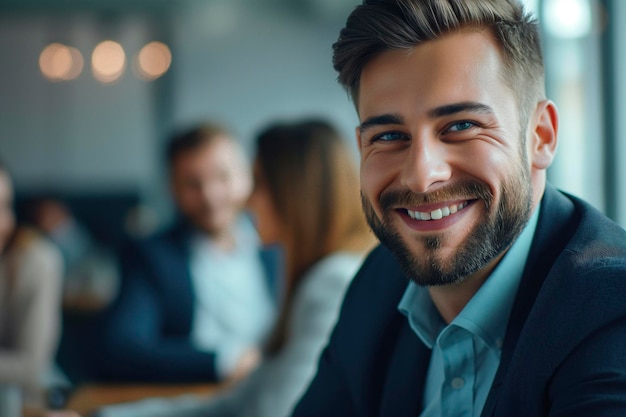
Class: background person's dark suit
291,185,626,417
97,218,280,383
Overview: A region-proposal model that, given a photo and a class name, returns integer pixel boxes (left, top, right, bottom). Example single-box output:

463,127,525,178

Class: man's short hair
333,0,545,119
165,123,232,169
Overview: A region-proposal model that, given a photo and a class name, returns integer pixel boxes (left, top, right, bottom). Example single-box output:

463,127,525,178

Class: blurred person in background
98,123,277,383
27,196,119,311
0,160,65,408
93,118,377,417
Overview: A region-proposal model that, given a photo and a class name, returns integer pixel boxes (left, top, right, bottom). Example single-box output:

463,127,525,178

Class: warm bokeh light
39,43,84,81
135,41,172,81
92,40,126,83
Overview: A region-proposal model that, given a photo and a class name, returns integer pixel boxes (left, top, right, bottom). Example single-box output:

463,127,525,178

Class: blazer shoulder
535,187,626,278
565,193,626,262
126,222,188,258
537,190,626,304
519,193,626,364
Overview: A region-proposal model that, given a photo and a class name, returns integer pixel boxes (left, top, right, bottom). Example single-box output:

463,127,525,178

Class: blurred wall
0,14,157,192
170,3,359,148
0,1,361,224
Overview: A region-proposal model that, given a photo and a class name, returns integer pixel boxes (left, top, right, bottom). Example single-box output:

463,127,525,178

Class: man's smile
404,200,471,221
391,199,480,233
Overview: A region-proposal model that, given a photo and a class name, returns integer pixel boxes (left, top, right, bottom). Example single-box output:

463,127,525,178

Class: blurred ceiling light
92,40,126,83
39,43,84,81
544,0,592,39
135,41,172,81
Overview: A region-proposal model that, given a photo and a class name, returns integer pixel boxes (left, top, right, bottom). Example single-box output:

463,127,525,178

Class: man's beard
362,168,533,287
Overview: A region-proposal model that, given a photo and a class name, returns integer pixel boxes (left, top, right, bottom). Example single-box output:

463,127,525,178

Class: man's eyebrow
428,102,495,118
358,114,405,134
358,103,494,133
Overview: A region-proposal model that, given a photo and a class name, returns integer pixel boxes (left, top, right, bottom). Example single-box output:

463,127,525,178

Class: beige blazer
0,228,63,405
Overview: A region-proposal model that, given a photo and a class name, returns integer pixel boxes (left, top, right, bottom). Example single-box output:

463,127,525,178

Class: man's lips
391,199,477,231
404,200,471,221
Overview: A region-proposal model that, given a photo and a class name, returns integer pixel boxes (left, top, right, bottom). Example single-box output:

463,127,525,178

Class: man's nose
400,136,452,193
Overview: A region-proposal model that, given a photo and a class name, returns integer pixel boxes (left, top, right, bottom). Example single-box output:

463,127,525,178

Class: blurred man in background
98,123,277,383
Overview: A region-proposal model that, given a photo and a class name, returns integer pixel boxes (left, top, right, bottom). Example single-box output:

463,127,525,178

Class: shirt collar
398,206,541,350
190,214,259,254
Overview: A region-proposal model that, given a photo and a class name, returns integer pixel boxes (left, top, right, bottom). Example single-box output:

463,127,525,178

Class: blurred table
66,383,222,416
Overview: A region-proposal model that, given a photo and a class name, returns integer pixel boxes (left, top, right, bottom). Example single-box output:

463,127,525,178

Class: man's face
357,30,541,286
170,138,251,236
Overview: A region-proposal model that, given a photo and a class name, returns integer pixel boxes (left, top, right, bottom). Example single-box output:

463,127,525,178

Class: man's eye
447,121,476,132
372,131,408,142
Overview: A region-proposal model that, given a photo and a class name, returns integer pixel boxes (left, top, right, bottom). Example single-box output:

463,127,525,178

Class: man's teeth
407,202,468,221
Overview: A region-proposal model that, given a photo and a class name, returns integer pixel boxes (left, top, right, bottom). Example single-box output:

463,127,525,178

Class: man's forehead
356,31,511,118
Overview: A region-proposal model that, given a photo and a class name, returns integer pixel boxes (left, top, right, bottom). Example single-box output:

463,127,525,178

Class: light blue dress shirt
398,207,540,417
189,216,276,378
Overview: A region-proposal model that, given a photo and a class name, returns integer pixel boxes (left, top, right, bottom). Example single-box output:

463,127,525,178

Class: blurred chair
25,196,119,310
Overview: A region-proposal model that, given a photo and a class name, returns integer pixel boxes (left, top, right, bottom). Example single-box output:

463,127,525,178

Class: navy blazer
291,186,626,416
98,218,280,382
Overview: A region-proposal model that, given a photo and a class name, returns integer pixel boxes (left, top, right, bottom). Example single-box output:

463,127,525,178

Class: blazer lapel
480,186,578,417
379,322,431,417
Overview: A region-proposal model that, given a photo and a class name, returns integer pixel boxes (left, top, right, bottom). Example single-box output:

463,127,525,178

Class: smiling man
290,1,626,416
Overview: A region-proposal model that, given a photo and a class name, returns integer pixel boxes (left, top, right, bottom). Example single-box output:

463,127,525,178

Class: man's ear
529,100,559,170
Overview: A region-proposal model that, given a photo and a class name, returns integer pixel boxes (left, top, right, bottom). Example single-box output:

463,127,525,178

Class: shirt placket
440,330,475,417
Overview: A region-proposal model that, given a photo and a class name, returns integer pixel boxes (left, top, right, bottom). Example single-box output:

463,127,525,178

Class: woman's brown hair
0,161,16,257
255,118,375,354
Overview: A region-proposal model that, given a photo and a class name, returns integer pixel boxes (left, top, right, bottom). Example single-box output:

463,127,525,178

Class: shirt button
451,377,465,389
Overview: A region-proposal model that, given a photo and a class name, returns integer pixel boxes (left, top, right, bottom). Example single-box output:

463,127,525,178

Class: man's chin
370,218,497,286
191,219,220,235
197,216,239,236
386,241,466,286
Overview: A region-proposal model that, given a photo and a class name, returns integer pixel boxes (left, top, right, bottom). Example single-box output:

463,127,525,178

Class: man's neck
196,227,236,252
428,251,507,324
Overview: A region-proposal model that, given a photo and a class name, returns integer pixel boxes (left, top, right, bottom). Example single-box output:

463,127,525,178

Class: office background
0,0,624,231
